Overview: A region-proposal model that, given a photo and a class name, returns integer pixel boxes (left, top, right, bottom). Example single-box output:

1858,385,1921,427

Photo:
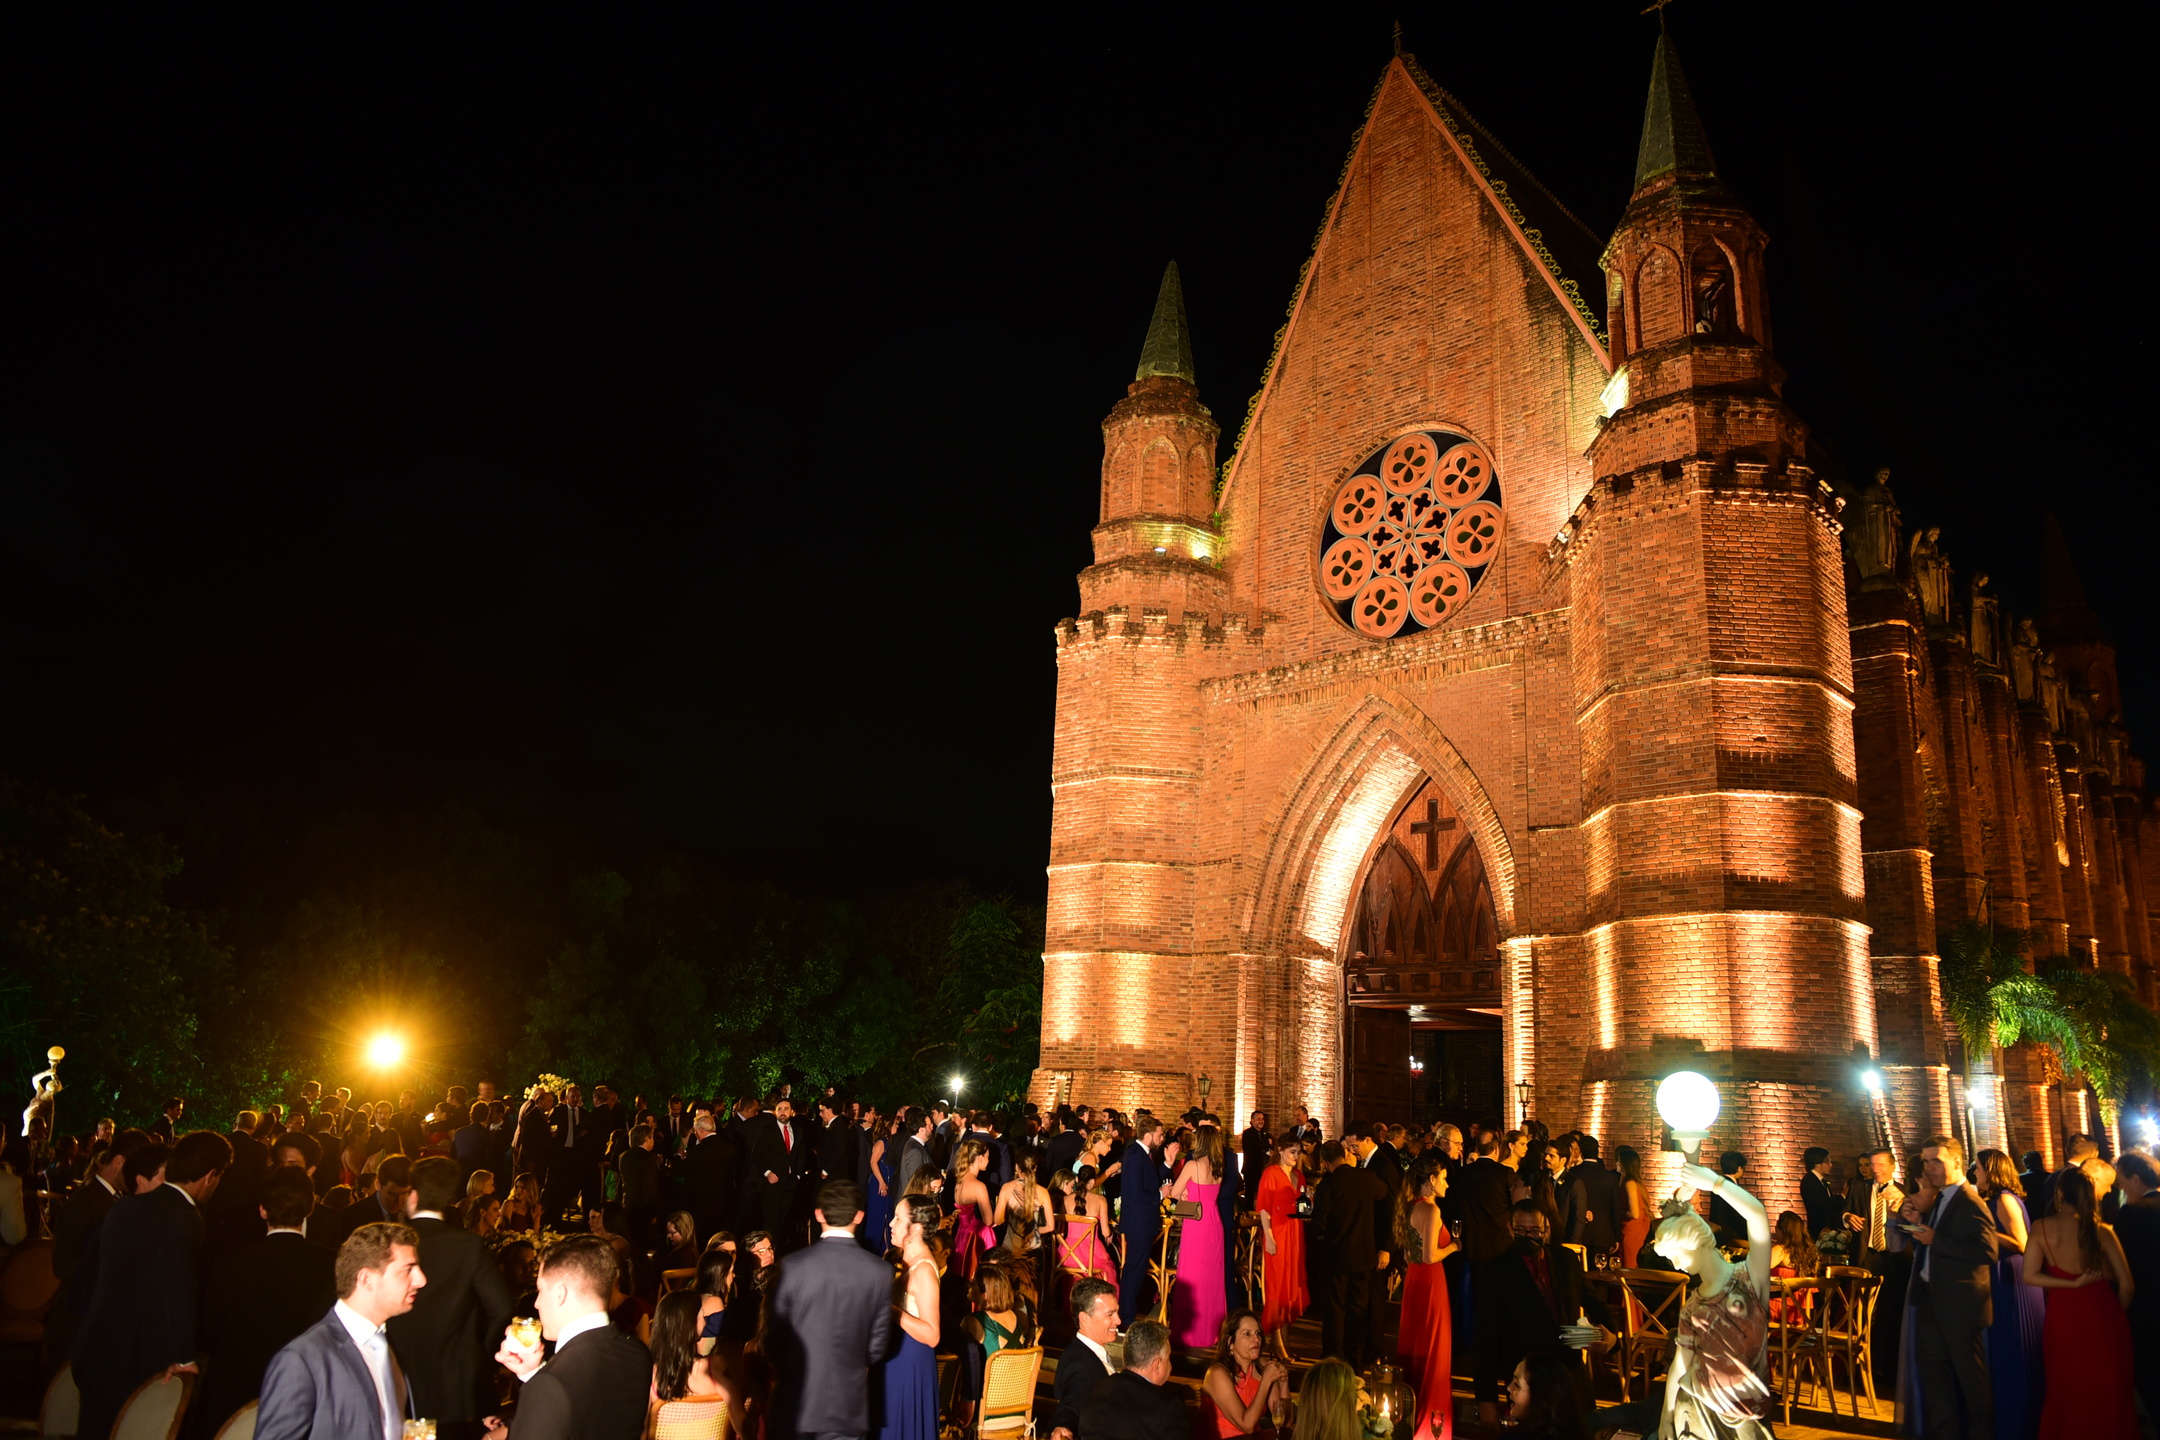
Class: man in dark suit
1239,1111,1271,1208
549,1084,599,1222
1310,1139,1390,1367
768,1179,898,1440
1076,1319,1187,1440
209,1108,274,1254
73,1130,232,1440
257,1221,425,1440
1560,1136,1622,1256
684,1113,733,1240
746,1095,809,1244
485,1234,650,1439
1119,1115,1170,1321
44,1129,142,1381
1456,1132,1515,1265
201,1167,339,1430
2014,1151,2049,1208
1047,1278,1120,1440
619,1123,663,1252
1800,1147,1843,1236
1844,1146,1909,1391
2036,1133,2099,1221
816,1096,858,1184
392,1091,425,1159
388,1157,515,1427
659,1096,696,1158
152,1095,186,1141
1471,1200,1614,1428
321,1155,416,1251
1905,1135,1997,1440
2113,1151,2160,1427
1706,1151,1750,1244
1362,1123,1404,1197
514,1089,561,1195
453,1112,495,1186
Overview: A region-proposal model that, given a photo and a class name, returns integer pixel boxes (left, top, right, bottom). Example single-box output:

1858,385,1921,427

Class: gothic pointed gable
1216,54,1612,649
1135,261,1196,383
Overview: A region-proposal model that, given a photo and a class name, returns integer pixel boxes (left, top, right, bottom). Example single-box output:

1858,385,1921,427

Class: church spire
2041,514,2104,644
1134,261,1195,384
1631,33,1719,196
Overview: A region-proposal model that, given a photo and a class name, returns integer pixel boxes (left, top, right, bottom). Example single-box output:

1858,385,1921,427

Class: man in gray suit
768,1178,899,1440
1906,1135,1998,1440
256,1222,427,1440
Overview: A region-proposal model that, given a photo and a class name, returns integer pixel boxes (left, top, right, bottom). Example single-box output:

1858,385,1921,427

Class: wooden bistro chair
977,1346,1045,1440
659,1267,699,1296
0,1238,60,1349
646,1392,730,1440
111,1369,196,1440
212,1400,260,1440
1766,1276,1824,1424
1817,1267,1883,1419
1613,1269,1689,1402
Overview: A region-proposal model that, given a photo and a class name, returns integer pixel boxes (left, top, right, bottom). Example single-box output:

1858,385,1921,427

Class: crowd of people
5,1077,2158,1440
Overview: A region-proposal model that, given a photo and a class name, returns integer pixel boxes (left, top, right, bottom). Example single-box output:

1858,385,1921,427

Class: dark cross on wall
1409,798,1456,870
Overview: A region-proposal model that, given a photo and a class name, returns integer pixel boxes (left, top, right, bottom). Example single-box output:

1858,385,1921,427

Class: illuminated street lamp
1655,1071,1720,1159
1514,1077,1532,1125
950,1073,966,1102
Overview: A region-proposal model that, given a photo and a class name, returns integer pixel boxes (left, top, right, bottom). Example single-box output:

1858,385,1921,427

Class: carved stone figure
1846,467,1901,583
1909,526,1951,623
2012,618,2040,703
1968,573,2000,667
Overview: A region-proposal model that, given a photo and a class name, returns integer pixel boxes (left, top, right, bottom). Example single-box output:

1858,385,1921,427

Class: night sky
6,8,2153,906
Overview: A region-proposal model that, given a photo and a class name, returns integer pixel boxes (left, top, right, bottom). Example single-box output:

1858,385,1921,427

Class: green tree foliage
2,777,1050,1128
1937,919,2160,1115
0,777,251,1125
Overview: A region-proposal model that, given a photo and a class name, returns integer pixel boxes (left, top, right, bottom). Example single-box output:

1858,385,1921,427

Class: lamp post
1655,1071,1720,1160
1198,1072,1212,1109
43,1046,64,1151
1515,1077,1532,1127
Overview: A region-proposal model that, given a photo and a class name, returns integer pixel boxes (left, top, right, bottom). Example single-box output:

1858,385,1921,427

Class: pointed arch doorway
1342,776,1505,1131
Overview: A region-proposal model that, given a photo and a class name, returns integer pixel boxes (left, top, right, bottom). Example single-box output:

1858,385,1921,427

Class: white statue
23,1063,61,1139
1653,1162,1774,1440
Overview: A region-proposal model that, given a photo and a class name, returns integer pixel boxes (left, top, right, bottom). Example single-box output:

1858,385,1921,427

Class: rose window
1317,429,1505,639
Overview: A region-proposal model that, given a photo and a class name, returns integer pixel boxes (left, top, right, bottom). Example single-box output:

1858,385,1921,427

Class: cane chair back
978,1346,1044,1439
111,1370,195,1440
646,1393,730,1440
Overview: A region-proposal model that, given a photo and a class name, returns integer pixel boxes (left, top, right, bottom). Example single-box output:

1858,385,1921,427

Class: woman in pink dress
951,1137,996,1281
2023,1163,2137,1439
1170,1126,1228,1349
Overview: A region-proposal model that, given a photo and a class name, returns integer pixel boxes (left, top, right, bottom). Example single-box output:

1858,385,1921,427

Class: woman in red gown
1396,1157,1458,1440
2022,1163,2138,1439
1253,1132,1309,1352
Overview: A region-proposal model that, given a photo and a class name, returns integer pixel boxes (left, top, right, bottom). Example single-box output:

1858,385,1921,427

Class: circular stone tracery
1318,430,1504,639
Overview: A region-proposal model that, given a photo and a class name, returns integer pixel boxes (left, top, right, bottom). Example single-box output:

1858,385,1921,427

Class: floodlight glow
365,1032,406,1069
1966,1085,1992,1110
1862,1070,1884,1097
950,1074,965,1096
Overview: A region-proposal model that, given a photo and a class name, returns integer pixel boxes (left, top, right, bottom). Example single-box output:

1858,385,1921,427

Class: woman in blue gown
1974,1149,2045,1440
863,1112,898,1254
875,1193,943,1440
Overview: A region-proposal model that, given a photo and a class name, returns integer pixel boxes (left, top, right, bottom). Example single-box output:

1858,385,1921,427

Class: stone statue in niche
2011,618,2040,704
1692,256,1732,336
1909,527,1951,624
1846,468,1901,583
1969,572,2001,667
2038,649,2066,733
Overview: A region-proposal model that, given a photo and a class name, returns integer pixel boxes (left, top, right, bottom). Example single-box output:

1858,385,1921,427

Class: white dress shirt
1075,1330,1115,1374
334,1299,404,1440
516,1308,613,1383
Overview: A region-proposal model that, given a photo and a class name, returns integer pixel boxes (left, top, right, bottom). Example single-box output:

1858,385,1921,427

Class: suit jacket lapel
329,1317,386,1433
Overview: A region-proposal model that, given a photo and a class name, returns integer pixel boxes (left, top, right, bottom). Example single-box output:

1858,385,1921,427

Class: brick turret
1080,262,1227,620
1564,34,1877,1178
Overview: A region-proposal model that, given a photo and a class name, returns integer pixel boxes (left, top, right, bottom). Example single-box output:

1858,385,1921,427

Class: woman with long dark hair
1254,1131,1310,1354
1201,1310,1287,1438
1506,1352,1588,1440
1614,1146,1651,1268
2023,1163,2136,1437
1971,1148,2044,1440
649,1288,728,1402
1394,1156,1458,1440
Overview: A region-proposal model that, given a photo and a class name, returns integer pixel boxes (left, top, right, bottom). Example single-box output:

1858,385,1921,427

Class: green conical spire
1134,261,1195,384
1632,33,1718,194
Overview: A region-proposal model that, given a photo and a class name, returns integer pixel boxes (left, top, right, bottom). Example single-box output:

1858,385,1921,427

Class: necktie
1870,1182,1886,1251
783,1123,792,1151
365,1330,399,1440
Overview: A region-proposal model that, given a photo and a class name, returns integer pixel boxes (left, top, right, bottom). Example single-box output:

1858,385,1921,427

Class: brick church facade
1035,36,2154,1199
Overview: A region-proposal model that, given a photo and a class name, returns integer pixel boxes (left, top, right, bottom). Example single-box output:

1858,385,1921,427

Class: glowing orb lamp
1656,1070,1720,1158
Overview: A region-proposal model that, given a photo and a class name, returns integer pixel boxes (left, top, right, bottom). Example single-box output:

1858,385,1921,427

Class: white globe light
1655,1071,1720,1134
1966,1085,1992,1109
